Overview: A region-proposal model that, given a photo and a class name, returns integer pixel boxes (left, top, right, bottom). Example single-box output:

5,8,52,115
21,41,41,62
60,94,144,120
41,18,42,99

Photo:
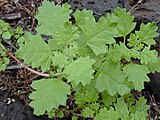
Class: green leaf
135,22,159,46
112,7,136,37
95,107,119,120
82,107,94,118
131,111,147,120
29,78,70,115
52,51,69,68
109,43,131,62
2,31,11,39
128,33,139,47
64,42,79,58
145,57,160,73
89,103,100,111
115,97,129,119
130,97,149,119
95,61,130,96
140,47,158,64
54,22,80,45
63,57,95,86
101,91,117,106
74,82,99,106
74,10,116,55
36,1,72,35
0,20,10,31
16,34,52,71
123,64,150,91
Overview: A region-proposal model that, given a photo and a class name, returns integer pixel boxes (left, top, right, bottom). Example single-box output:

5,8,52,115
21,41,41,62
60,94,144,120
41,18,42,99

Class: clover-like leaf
29,78,70,115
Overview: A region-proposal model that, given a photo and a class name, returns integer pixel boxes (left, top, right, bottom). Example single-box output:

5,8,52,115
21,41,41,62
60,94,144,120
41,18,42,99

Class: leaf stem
123,36,126,45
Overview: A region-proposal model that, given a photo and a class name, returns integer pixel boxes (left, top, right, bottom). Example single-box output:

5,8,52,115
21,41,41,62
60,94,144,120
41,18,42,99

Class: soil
0,0,160,120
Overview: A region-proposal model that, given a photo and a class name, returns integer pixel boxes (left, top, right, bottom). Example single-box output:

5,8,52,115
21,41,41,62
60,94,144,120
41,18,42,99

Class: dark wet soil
0,0,160,120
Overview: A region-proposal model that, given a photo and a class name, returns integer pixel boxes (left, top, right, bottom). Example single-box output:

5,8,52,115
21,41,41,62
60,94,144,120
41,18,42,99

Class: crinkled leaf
95,61,130,96
29,78,70,115
82,107,94,118
115,97,129,119
52,51,69,68
74,10,116,55
145,57,160,73
131,111,147,120
123,64,150,91
95,107,119,120
109,43,131,62
16,34,52,71
64,42,79,58
36,1,72,35
135,22,159,46
63,57,95,86
140,47,158,64
130,97,149,119
89,103,100,111
54,22,80,45
112,7,136,37
101,91,117,106
74,82,99,106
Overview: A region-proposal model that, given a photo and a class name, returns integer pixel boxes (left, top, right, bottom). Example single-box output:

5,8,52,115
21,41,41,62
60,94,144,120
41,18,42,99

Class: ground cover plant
0,0,160,119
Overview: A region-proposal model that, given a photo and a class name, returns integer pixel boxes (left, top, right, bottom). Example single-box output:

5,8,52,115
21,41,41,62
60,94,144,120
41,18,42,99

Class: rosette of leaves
15,1,159,119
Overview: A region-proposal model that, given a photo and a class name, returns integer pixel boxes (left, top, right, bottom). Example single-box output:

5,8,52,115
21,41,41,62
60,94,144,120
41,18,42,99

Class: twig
129,0,143,12
1,38,17,50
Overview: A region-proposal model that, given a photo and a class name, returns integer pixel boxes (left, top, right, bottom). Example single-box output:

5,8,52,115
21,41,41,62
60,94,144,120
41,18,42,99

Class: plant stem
6,50,50,77
129,0,143,12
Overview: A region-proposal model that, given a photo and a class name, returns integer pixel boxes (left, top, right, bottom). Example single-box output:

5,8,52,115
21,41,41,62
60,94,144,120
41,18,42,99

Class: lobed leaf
135,22,159,46
112,7,136,37
16,34,52,71
74,10,116,55
63,57,95,86
140,47,158,64
95,107,119,120
29,78,70,115
36,1,72,35
123,64,150,91
95,61,130,96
